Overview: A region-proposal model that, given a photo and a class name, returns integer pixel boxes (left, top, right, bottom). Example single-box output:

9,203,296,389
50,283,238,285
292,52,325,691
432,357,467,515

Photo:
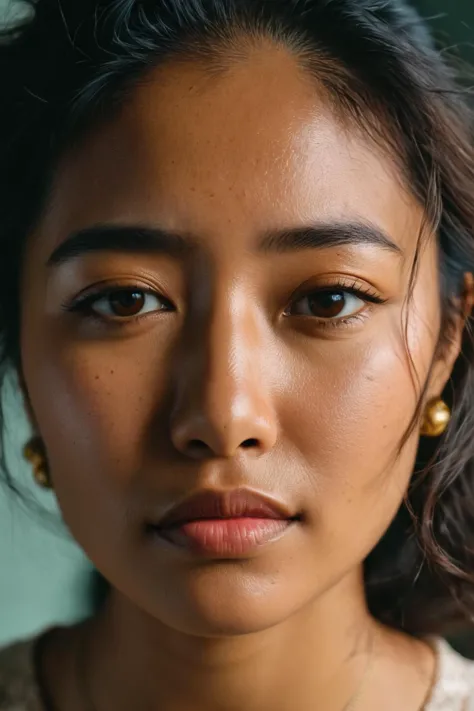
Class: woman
1,0,474,708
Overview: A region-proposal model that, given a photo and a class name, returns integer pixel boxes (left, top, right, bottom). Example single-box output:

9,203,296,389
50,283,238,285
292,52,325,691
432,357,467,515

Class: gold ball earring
420,397,451,438
23,436,52,489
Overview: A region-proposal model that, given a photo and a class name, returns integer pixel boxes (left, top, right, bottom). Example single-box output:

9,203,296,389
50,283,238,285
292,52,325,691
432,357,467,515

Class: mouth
146,487,301,557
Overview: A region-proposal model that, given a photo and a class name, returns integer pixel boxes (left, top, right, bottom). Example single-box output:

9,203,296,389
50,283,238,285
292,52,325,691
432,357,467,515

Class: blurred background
0,0,473,649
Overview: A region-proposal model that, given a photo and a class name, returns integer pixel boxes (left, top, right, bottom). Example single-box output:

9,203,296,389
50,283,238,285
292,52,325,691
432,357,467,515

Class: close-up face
19,45,458,636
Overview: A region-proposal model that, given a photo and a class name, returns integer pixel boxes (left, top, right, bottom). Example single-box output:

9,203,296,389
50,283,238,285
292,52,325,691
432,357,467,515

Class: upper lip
154,488,297,529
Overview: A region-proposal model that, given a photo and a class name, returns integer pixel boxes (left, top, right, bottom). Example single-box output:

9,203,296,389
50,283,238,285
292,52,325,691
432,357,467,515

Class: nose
170,301,278,460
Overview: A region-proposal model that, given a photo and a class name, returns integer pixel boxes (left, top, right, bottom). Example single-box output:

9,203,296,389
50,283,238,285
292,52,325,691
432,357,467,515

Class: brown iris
305,291,346,318
108,290,146,317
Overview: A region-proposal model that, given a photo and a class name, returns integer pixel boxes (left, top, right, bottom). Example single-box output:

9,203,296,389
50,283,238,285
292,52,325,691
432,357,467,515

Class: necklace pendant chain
342,631,376,711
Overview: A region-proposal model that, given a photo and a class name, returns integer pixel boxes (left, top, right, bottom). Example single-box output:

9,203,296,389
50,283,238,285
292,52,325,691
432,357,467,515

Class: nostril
188,439,209,451
183,439,213,460
184,437,260,457
241,438,259,448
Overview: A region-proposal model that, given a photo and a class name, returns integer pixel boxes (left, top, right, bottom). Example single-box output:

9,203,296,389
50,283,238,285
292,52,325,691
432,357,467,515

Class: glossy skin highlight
20,47,462,711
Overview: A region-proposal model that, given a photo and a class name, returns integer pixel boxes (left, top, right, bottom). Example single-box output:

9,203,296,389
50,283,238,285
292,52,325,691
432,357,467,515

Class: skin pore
19,44,468,710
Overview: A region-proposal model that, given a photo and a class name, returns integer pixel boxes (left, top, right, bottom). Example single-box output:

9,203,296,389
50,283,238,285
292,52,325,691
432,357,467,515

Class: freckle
209,193,215,198
95,375,100,381
110,369,114,375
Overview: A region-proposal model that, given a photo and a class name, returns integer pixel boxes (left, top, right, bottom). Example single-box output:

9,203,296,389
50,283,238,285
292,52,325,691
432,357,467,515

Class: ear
427,272,474,400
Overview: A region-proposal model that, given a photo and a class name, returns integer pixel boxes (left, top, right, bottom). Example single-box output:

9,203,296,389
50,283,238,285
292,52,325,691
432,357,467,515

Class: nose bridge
170,284,277,458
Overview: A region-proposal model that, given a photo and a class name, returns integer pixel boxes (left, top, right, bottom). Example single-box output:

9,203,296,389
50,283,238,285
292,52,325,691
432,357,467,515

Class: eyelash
64,278,386,329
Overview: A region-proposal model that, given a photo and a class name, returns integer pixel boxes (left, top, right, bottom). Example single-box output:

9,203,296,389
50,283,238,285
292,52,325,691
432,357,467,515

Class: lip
153,487,297,529
157,517,295,556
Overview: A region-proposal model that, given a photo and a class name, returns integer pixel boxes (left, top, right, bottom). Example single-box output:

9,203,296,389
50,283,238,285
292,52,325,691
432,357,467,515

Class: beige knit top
0,635,473,710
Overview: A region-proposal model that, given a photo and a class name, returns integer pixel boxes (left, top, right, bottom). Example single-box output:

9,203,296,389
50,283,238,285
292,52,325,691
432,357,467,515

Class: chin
131,564,308,638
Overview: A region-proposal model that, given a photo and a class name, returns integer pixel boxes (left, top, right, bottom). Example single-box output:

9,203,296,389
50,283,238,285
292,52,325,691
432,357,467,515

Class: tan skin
19,45,471,710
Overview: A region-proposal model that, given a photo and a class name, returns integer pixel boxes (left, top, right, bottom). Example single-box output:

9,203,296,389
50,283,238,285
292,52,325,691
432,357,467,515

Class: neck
83,571,377,711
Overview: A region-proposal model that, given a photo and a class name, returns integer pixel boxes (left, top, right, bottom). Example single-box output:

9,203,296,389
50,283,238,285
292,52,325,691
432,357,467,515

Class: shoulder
0,637,44,711
425,637,474,711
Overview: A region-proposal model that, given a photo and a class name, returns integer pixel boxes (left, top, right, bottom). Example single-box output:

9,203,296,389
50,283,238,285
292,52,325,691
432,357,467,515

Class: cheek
281,305,437,562
284,336,420,481
22,328,173,511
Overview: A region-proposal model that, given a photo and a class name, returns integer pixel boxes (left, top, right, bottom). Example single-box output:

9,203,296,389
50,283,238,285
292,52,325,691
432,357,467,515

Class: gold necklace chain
76,627,376,711
343,630,376,711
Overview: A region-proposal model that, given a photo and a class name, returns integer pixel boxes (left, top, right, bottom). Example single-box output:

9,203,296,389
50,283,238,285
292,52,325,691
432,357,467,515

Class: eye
89,289,167,318
289,289,365,320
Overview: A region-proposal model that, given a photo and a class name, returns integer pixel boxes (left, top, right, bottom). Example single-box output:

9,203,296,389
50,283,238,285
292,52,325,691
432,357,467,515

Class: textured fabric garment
0,634,473,710
424,638,474,710
0,638,43,711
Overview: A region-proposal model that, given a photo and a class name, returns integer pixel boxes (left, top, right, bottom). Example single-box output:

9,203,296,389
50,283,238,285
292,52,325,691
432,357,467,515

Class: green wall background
0,0,473,647
0,379,93,646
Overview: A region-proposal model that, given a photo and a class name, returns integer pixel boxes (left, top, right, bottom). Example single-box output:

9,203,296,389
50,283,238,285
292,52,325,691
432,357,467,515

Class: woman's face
21,46,459,634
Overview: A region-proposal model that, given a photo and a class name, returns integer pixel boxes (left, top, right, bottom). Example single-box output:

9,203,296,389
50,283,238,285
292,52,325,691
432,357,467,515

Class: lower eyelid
287,287,372,315
288,302,375,331
319,309,371,327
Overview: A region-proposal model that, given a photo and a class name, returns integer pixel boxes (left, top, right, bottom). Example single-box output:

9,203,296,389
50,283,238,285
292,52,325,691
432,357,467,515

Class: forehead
42,46,423,252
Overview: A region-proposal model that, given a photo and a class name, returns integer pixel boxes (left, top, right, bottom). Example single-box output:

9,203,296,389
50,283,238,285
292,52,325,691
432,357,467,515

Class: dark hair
1,0,474,636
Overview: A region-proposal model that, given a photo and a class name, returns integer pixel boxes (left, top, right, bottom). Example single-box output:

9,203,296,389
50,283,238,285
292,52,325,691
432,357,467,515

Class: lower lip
155,517,293,556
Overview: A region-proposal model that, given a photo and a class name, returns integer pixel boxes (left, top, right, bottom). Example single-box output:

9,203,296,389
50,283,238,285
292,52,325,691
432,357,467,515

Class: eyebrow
46,220,402,267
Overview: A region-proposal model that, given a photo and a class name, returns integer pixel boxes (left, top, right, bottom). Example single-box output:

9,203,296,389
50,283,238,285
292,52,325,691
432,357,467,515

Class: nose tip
171,407,277,460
